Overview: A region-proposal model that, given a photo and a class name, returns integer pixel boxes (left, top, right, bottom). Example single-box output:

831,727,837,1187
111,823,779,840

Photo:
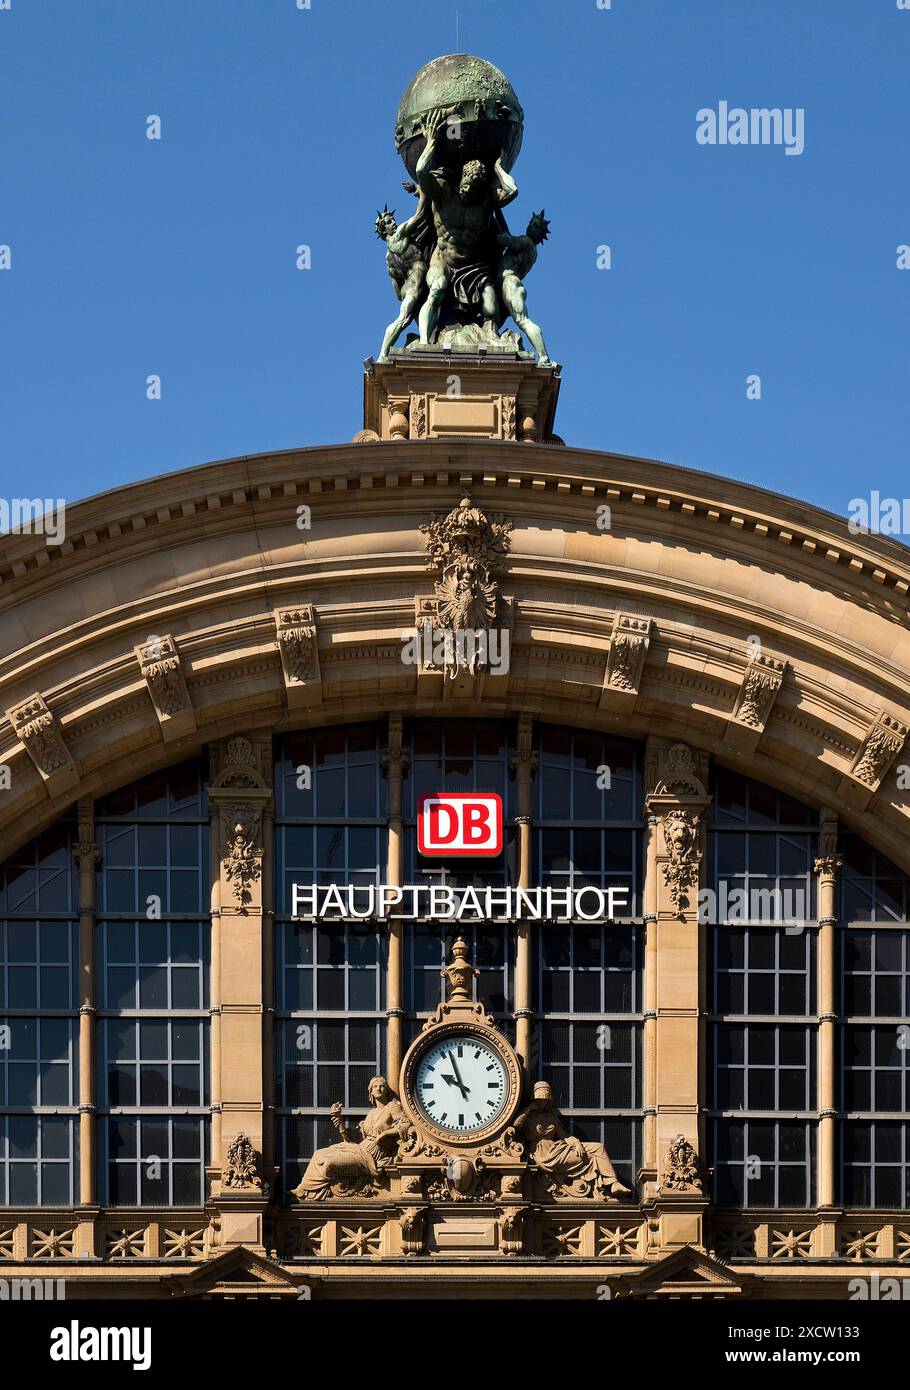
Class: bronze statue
374,56,554,363
376,194,430,362
415,106,517,347
496,211,552,365
515,1081,631,1200
292,1076,410,1200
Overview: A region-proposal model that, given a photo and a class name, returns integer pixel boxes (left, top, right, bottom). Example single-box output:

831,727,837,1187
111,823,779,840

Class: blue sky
0,0,906,520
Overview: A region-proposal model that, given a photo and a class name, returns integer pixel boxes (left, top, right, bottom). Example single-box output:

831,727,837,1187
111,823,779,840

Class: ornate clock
399,937,523,1148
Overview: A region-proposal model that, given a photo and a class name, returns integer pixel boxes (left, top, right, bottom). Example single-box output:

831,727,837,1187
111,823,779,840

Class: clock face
412,1033,510,1135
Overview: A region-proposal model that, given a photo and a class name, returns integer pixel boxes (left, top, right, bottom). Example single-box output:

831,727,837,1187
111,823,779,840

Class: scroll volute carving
644,741,710,919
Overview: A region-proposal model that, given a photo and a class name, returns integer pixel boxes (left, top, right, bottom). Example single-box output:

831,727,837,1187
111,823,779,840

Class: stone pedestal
358,352,561,443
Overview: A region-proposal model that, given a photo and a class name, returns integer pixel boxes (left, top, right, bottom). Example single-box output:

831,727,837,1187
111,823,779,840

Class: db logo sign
417,793,503,857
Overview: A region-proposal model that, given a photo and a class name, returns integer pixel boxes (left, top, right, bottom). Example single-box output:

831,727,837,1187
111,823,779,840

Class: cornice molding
2,442,910,618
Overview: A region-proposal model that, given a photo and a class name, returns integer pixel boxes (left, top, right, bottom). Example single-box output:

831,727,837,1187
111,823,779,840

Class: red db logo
417,793,503,857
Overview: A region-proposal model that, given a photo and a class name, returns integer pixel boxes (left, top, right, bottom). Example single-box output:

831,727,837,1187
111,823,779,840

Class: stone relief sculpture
376,55,553,363
514,1081,631,1201
420,495,512,677
659,1134,703,1195
222,1132,266,1194
291,1077,411,1201
661,806,701,915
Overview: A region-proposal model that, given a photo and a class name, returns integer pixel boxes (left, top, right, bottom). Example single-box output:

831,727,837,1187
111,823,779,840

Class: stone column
72,798,100,1209
510,714,537,1074
208,803,222,1173
382,715,409,1088
642,812,660,1174
205,733,273,1249
643,740,711,1248
814,810,842,1212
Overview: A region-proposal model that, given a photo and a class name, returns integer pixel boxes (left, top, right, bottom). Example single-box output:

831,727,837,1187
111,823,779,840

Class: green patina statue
375,54,554,365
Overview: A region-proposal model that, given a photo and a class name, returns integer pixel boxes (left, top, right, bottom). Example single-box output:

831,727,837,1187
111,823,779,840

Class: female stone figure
292,1076,410,1200
514,1081,631,1200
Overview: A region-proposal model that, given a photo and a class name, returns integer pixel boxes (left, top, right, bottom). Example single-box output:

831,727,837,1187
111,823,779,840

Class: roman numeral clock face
414,1035,509,1134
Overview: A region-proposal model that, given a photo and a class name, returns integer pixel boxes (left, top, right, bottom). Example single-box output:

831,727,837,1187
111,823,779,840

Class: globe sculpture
374,53,552,365
394,53,524,179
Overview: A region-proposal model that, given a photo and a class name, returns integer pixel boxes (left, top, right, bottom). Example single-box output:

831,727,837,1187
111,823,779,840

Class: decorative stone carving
222,805,263,911
6,693,77,791
502,394,516,440
208,736,271,914
850,712,907,788
660,808,701,915
419,495,512,678
135,634,194,738
399,1205,428,1256
210,736,269,792
645,742,710,922
498,1205,528,1256
601,613,652,708
410,393,428,439
650,742,708,800
732,650,784,729
292,1078,411,1201
426,1155,486,1202
814,814,843,882
479,1129,524,1161
275,606,322,709
515,1080,630,1201
658,1134,703,1195
222,1132,267,1195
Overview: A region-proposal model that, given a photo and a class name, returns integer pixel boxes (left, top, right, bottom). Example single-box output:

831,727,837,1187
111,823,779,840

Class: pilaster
814,808,842,1211
642,739,711,1241
510,713,538,1073
205,733,274,1250
382,715,409,1085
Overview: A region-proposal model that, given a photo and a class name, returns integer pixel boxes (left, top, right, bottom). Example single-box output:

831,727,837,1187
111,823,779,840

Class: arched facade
1,425,909,1298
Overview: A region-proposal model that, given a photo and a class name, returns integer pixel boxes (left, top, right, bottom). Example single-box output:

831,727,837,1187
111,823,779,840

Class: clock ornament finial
441,935,478,1002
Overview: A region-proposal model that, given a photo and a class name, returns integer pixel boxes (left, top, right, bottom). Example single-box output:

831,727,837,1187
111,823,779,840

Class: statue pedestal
358,352,562,444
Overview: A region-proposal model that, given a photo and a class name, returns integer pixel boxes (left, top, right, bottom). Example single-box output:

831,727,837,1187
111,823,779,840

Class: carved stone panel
725,649,785,751
6,692,78,795
839,710,909,811
600,612,652,710
275,606,322,710
135,633,195,740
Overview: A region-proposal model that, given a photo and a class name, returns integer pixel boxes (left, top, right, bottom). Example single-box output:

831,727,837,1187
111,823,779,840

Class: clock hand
447,1051,470,1098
